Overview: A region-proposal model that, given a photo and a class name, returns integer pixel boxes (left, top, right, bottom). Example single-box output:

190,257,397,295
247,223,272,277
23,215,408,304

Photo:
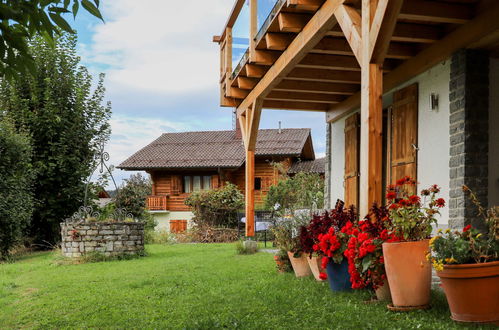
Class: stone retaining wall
60,222,144,258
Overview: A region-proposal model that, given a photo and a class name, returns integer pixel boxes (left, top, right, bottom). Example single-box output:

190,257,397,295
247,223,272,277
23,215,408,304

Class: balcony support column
238,99,263,237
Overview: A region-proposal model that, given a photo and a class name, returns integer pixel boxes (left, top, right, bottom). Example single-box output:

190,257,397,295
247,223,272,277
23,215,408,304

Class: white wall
328,61,451,224
329,114,348,204
489,58,499,207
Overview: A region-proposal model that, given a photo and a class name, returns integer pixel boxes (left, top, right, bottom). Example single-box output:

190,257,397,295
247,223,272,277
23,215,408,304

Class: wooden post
359,0,383,216
249,0,258,61
245,149,255,237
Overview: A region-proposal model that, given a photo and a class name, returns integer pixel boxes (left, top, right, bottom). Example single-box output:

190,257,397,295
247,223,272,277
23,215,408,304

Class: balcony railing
146,195,168,211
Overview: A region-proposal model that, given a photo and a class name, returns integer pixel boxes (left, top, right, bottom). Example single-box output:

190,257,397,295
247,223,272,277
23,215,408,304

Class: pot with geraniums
428,186,498,323
344,204,399,302
313,200,358,291
382,176,445,310
270,214,312,277
273,249,292,273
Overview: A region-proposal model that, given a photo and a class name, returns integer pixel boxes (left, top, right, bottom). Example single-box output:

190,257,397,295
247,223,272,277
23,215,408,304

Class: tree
0,33,111,245
0,118,33,259
0,0,103,78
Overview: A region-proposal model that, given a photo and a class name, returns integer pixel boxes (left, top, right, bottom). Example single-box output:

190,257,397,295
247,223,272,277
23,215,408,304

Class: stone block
99,230,113,235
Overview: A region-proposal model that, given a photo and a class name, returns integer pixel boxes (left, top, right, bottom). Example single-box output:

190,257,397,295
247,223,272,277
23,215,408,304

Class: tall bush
0,119,34,259
0,33,111,245
185,183,244,228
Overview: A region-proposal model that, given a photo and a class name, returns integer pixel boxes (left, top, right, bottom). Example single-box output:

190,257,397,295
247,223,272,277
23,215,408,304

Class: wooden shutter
171,175,182,195
170,220,187,233
211,175,220,189
344,113,360,209
390,83,418,194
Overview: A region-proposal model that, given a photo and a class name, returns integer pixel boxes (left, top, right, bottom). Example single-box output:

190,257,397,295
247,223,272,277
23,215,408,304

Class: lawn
0,244,493,329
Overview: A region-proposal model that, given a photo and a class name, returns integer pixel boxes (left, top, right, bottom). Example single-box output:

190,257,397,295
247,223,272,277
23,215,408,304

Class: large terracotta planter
382,240,431,308
437,260,499,323
287,251,312,277
307,255,326,281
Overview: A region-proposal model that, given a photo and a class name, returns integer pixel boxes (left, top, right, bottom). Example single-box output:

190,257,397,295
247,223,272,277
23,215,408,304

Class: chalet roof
118,128,313,170
288,158,326,175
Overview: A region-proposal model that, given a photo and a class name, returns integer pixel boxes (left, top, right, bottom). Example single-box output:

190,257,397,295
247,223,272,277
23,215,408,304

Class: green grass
0,244,494,329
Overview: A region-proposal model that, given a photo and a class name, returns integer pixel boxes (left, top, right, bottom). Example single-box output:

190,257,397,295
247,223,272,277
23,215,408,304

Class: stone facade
60,222,145,258
449,49,489,230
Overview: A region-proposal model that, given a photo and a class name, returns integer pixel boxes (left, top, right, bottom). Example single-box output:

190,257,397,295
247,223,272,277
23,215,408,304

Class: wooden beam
287,0,324,11
278,12,312,33
263,100,329,111
238,77,259,90
326,0,499,123
237,0,346,116
267,90,345,103
327,22,441,43
249,0,257,61
312,37,415,59
245,64,268,78
333,4,362,63
369,0,404,64
251,50,281,65
275,80,359,94
286,67,361,83
265,33,294,51
298,53,361,70
399,0,471,24
359,0,383,216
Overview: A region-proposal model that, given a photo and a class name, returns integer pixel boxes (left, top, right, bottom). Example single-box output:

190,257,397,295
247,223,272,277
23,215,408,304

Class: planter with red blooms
383,177,444,310
429,186,499,323
287,251,312,277
344,204,396,301
312,201,357,291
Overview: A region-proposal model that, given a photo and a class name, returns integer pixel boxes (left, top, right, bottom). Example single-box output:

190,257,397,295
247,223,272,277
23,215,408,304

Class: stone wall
448,49,489,230
60,222,145,258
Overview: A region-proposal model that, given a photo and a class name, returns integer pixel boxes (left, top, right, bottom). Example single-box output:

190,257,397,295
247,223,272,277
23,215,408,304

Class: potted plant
345,204,398,301
270,215,311,277
428,186,498,323
274,249,292,273
313,200,357,291
382,176,443,310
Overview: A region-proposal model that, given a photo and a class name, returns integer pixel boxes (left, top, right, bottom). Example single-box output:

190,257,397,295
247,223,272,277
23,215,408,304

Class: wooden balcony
146,195,168,211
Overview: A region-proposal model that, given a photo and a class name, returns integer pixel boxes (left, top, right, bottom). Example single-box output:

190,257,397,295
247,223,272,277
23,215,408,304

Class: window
255,177,262,190
183,175,213,193
183,176,191,193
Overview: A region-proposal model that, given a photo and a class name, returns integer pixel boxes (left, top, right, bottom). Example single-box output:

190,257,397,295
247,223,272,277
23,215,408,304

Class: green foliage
145,230,172,245
185,182,244,228
0,33,111,245
264,171,324,216
270,214,310,254
0,0,103,79
0,118,34,259
114,173,156,234
0,244,483,329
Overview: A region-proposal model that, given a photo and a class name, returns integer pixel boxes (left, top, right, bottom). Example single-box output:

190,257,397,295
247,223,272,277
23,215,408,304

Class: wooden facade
215,0,499,236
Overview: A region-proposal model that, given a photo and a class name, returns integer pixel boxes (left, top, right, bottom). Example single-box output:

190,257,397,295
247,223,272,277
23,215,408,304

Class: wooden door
344,112,360,209
171,175,182,195
390,83,418,194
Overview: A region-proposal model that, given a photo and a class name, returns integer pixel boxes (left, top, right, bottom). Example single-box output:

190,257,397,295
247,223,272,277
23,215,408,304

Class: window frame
182,175,213,193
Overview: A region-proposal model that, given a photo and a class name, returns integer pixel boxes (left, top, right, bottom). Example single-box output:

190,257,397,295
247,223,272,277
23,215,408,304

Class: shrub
185,183,244,228
0,119,34,260
235,239,258,255
264,171,324,216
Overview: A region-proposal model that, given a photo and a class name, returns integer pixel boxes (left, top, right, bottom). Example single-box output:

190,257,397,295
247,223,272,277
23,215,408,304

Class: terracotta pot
382,240,431,308
375,278,392,302
306,255,326,281
437,260,499,323
274,257,288,273
287,251,312,277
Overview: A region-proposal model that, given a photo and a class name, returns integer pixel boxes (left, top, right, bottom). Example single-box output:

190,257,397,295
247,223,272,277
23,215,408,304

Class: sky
72,0,327,186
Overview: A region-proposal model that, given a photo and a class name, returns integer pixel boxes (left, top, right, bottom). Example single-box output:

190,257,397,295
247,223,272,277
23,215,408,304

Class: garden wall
60,222,144,258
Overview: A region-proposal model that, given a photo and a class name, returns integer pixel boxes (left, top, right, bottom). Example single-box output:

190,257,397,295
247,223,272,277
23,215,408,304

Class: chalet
118,125,321,232
214,0,499,236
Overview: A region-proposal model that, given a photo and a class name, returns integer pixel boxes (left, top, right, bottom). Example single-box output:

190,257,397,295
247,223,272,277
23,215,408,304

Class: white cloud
86,0,233,93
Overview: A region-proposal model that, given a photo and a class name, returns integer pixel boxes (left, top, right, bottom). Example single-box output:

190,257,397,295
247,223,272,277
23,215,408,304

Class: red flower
398,199,409,207
319,272,328,280
430,184,441,193
388,203,399,210
396,178,406,186
463,224,471,232
409,195,421,205
421,189,430,196
435,198,445,208
386,191,397,200
321,256,329,269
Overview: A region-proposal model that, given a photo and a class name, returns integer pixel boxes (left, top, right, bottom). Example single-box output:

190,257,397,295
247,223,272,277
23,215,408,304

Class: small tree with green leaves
0,118,34,260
